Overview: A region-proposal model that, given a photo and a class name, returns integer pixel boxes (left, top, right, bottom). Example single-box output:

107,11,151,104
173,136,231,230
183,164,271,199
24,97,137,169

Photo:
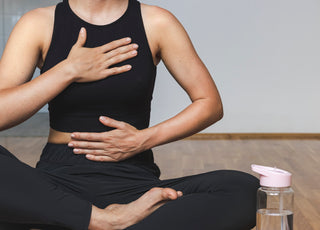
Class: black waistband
36,143,160,177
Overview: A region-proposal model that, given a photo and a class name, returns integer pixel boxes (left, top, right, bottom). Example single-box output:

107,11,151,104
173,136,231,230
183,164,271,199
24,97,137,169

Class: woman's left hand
68,116,146,162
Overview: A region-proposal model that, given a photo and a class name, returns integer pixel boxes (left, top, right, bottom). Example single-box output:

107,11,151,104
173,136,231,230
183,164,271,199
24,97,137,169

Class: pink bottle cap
251,164,292,188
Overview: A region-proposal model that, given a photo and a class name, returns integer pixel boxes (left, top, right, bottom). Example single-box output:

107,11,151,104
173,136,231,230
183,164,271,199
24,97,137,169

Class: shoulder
4,5,57,67
15,6,56,30
14,6,56,43
140,3,191,45
0,5,57,87
140,3,187,55
16,6,56,56
10,6,56,46
140,3,180,29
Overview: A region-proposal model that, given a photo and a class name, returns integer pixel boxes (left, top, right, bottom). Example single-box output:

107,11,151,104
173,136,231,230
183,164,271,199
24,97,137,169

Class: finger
104,43,138,60
68,141,106,150
104,50,138,67
102,65,132,77
99,116,126,129
86,154,118,162
75,27,87,47
71,132,104,141
73,148,105,155
99,37,132,53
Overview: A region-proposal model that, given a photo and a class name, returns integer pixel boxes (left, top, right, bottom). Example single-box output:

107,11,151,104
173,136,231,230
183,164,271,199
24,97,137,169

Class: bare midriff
48,128,72,144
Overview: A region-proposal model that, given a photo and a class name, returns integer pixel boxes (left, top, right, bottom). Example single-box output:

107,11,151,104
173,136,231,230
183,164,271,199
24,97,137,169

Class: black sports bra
42,0,157,133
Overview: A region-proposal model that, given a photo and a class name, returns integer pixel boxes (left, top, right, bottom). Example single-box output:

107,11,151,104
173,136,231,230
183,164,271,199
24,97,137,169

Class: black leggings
0,143,259,230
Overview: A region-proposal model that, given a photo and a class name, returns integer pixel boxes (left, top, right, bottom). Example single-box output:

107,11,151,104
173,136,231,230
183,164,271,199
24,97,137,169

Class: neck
68,0,129,25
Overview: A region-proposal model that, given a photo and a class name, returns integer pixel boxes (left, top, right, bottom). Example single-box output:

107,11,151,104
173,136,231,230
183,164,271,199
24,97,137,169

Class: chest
39,11,159,69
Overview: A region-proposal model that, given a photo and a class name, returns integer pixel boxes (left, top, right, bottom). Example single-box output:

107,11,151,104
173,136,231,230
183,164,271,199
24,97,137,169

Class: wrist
138,126,159,151
57,59,78,84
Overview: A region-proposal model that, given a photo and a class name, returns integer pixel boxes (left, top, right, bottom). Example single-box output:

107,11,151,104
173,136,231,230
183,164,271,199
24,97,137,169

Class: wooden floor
0,136,319,230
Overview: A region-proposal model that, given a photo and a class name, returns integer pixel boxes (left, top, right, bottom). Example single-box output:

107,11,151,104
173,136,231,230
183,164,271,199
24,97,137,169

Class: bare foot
89,187,183,230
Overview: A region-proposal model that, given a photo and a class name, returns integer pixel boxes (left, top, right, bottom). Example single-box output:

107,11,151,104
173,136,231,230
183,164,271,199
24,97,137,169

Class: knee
207,170,259,209
231,170,259,191
203,170,259,229
196,170,259,195
215,170,259,228
224,170,259,227
215,170,259,204
212,170,259,192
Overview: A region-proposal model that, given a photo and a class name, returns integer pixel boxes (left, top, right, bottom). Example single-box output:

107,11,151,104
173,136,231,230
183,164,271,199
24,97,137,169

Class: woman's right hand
66,27,138,83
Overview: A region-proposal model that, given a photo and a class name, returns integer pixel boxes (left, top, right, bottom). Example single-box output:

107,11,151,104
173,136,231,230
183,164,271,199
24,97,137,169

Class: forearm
0,61,74,131
141,97,223,150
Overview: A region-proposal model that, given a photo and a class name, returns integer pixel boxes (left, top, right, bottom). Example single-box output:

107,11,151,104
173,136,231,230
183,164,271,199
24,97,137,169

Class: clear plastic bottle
252,164,294,230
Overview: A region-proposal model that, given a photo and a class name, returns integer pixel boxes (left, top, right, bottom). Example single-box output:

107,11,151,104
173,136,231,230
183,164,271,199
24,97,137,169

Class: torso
35,1,162,143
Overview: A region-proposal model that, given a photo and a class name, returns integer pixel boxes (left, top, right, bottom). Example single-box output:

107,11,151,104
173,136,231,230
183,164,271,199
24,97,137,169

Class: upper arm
142,5,221,104
0,7,54,90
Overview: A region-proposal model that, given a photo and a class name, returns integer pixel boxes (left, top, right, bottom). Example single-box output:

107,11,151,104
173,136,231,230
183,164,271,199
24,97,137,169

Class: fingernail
68,143,73,147
126,65,132,70
131,50,137,55
71,134,75,138
100,116,106,121
133,44,138,49
80,27,85,33
126,37,131,42
74,149,80,154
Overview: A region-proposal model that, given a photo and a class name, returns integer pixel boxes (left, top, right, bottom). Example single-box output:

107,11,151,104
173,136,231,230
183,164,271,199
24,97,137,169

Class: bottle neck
259,186,294,195
261,186,292,191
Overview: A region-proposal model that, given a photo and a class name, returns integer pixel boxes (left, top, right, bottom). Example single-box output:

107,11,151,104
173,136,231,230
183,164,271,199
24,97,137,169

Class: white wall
0,0,319,133
145,0,320,133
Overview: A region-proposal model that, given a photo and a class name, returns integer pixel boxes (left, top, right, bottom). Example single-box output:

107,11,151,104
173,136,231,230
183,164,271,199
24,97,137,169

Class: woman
0,0,259,229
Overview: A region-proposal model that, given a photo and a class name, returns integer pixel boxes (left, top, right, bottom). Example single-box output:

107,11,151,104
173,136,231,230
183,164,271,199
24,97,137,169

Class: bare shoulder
140,3,186,62
5,6,55,52
15,6,55,44
15,6,55,31
140,3,180,29
0,5,56,84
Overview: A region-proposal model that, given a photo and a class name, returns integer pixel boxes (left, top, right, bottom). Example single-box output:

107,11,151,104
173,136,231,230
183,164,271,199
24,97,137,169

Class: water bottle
251,164,294,230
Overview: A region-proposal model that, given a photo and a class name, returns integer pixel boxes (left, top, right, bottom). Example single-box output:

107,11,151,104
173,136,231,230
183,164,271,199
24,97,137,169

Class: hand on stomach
48,116,148,162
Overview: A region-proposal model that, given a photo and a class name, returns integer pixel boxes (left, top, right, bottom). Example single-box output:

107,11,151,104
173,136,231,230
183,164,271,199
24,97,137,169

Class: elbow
0,123,6,132
208,99,223,124
0,118,8,132
0,114,4,131
0,113,14,132
0,121,16,132
215,101,224,121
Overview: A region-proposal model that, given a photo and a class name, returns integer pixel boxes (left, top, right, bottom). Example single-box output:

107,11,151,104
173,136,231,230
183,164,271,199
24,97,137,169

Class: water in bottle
252,164,294,230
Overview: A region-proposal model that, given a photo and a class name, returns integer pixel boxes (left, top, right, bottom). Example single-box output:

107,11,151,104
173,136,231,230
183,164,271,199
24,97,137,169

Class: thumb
99,116,124,129
75,27,87,47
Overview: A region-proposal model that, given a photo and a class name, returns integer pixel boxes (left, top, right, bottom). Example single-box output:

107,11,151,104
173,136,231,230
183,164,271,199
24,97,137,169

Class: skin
0,0,223,229
89,187,183,230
